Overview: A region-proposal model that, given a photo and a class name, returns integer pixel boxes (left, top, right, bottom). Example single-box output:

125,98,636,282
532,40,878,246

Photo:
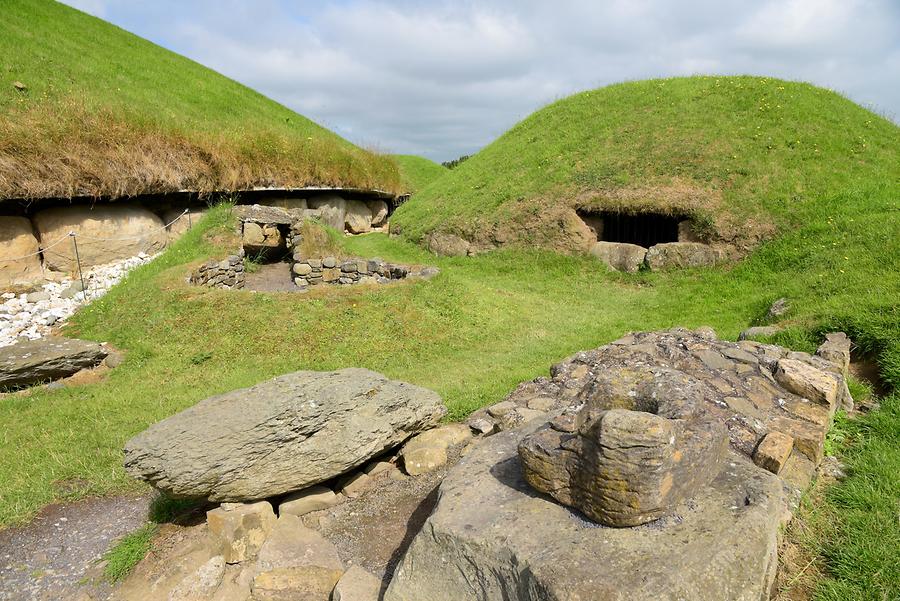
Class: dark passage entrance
578,210,681,248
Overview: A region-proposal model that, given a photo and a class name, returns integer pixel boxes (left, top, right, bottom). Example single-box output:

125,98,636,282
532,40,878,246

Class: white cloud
60,0,900,160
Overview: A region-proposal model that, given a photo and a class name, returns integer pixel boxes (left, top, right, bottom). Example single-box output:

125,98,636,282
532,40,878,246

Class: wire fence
1,209,192,300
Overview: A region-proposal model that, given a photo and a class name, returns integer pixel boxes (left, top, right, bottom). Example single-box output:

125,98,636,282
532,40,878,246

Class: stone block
333,565,381,601
816,332,851,375
280,485,343,517
774,359,839,410
754,432,794,475
0,216,43,287
590,241,647,273
206,501,276,564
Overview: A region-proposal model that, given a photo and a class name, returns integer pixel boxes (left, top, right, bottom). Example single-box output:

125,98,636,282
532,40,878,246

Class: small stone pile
0,253,155,348
290,255,438,290
189,254,246,290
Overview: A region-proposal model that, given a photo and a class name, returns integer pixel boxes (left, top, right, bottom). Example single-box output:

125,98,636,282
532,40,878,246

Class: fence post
70,232,88,301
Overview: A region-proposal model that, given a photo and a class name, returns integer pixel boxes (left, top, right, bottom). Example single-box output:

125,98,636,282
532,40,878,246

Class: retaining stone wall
189,254,245,289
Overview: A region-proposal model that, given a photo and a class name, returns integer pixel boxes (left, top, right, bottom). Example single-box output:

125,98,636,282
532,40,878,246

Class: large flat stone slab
0,336,108,389
385,425,786,601
124,368,446,501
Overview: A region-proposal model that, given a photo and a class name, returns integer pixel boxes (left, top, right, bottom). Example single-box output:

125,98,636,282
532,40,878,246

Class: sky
62,0,900,163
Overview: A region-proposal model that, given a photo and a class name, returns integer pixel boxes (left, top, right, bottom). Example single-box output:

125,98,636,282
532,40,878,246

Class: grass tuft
101,523,156,583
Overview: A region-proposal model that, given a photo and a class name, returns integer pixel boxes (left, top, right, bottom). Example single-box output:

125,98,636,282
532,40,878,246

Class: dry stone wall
189,254,246,290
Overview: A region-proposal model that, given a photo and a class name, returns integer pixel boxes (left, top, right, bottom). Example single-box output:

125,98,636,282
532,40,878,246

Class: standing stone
123,369,446,500
0,216,43,287
206,501,277,564
367,200,389,227
0,337,108,389
308,195,347,231
33,204,168,271
344,200,373,234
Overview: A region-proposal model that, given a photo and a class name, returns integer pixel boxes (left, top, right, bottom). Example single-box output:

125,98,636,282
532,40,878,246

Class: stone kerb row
289,255,436,290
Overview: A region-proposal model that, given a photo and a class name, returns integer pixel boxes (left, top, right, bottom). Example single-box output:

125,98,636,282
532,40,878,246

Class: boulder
384,425,786,601
252,514,344,601
367,200,389,227
206,501,277,564
645,242,720,270
590,241,647,272
519,407,728,527
163,208,207,239
333,565,381,601
738,325,783,341
0,337,108,389
0,216,43,287
308,195,347,231
344,200,373,234
123,368,446,501
33,204,167,271
426,232,470,257
242,222,283,250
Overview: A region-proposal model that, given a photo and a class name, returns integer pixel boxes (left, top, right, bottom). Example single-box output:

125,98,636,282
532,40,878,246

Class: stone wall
189,254,245,290
290,256,437,290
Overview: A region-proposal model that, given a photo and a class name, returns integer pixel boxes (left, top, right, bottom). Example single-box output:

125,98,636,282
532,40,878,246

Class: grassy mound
393,76,899,253
392,154,448,193
0,0,401,200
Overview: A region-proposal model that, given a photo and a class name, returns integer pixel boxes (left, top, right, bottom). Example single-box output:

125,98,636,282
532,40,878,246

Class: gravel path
0,494,151,601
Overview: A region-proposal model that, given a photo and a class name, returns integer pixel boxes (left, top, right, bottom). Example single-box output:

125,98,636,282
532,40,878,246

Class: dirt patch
0,493,152,601
243,262,301,293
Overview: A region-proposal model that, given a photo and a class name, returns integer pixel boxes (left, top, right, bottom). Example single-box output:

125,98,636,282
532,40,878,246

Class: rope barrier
0,209,191,262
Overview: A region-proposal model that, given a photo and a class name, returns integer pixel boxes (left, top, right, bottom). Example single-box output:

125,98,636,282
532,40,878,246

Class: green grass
786,393,900,600
101,523,156,582
393,76,899,252
391,154,449,193
0,0,401,199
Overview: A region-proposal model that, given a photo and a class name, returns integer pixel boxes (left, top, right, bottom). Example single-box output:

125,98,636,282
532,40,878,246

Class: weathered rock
425,232,470,257
385,425,786,601
767,297,790,319
207,501,277,564
754,432,794,475
308,195,347,231
473,329,850,485
816,332,851,375
252,514,344,601
279,485,343,517
645,242,720,270
124,369,446,500
775,358,839,410
332,565,381,601
339,472,375,498
168,555,226,601
0,336,108,389
400,424,471,476
0,216,43,287
259,197,308,211
34,204,168,271
344,200,373,234
242,222,283,250
590,241,647,272
677,220,702,242
367,200,389,227
738,325,784,341
519,406,728,527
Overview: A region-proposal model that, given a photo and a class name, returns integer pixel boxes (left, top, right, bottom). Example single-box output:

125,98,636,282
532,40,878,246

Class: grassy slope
391,154,449,193
393,76,899,249
0,0,400,199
